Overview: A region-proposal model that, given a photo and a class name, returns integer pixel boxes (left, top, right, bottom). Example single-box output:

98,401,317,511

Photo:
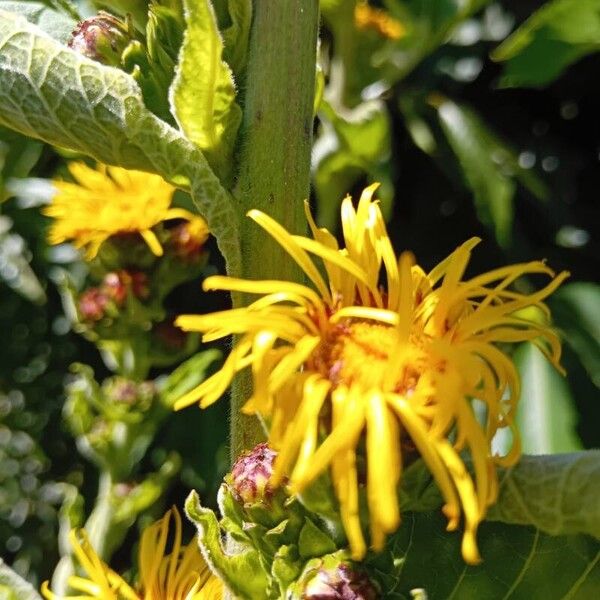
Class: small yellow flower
175,185,568,564
44,162,208,259
354,1,405,41
42,508,222,600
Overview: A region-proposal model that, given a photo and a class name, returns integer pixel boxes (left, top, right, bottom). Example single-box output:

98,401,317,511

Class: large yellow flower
175,185,568,564
42,508,222,600
44,162,208,259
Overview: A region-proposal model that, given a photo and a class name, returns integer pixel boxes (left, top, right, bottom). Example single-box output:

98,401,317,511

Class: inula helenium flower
175,184,568,563
45,162,208,259
42,508,222,599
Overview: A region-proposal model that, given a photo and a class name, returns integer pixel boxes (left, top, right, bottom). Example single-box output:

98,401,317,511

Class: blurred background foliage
0,0,598,588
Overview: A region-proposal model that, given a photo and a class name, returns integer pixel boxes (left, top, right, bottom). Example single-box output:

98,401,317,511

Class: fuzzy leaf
487,452,600,537
0,10,241,274
0,1,75,42
492,0,600,88
372,512,600,599
170,0,242,180
0,559,43,600
401,452,600,540
185,490,270,600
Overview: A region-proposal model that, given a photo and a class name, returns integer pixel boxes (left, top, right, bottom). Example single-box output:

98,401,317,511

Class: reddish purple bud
102,270,149,304
304,564,378,600
230,442,277,504
78,288,109,321
68,11,132,67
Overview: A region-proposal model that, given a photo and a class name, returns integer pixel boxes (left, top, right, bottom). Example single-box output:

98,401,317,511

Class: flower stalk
230,1,320,458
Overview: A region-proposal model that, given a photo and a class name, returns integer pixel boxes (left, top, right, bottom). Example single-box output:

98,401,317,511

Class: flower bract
44,162,208,259
175,184,568,564
41,507,222,599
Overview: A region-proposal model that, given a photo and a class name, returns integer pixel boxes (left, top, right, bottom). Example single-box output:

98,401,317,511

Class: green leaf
170,0,242,181
0,559,43,600
436,99,548,247
314,100,393,229
220,0,251,79
159,349,221,407
185,490,270,600
0,1,75,42
297,517,337,559
488,452,600,538
492,0,600,88
401,452,600,541
437,99,514,246
514,342,582,454
550,282,600,389
0,10,241,274
371,511,600,599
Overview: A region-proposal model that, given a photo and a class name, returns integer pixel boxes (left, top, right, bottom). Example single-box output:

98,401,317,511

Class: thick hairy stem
229,2,320,460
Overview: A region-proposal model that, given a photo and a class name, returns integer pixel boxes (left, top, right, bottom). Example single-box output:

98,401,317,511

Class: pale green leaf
515,343,583,454
0,10,241,274
0,1,75,41
492,0,600,88
0,559,42,600
170,0,242,180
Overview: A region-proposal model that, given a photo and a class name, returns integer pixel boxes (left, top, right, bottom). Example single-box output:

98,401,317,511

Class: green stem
229,2,320,460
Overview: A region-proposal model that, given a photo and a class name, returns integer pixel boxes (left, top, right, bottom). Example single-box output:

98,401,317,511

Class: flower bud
102,270,149,304
303,563,378,600
169,217,209,260
230,442,277,504
78,288,108,321
68,11,132,67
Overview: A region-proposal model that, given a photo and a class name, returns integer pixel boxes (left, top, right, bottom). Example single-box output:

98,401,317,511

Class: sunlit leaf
170,0,242,181
0,10,241,274
550,282,600,389
515,342,582,454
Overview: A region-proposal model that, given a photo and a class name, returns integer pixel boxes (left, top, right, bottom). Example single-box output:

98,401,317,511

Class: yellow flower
42,508,223,600
354,1,405,41
174,185,568,564
44,162,208,259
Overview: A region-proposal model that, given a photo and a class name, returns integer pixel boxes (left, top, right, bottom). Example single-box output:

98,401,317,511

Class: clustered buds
230,442,277,504
302,564,378,600
78,288,109,322
68,11,133,67
77,270,148,322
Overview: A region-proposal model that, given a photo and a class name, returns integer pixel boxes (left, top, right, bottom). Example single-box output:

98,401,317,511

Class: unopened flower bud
169,217,209,260
303,563,378,600
102,270,149,304
78,288,108,321
230,442,277,504
68,11,132,67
